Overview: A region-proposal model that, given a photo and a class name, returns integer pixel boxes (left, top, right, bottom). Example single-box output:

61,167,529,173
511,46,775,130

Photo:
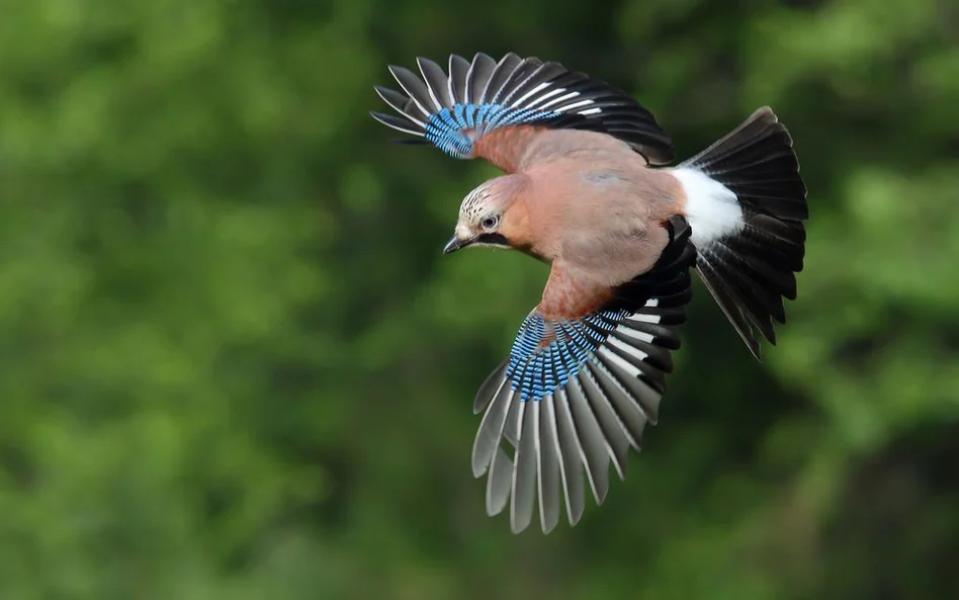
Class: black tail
680,107,808,359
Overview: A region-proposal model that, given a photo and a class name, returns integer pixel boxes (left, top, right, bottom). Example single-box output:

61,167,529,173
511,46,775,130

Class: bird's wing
371,53,674,170
471,216,695,533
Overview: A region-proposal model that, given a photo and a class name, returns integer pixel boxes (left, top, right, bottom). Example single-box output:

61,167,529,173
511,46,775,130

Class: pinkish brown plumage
463,128,684,319
374,53,808,534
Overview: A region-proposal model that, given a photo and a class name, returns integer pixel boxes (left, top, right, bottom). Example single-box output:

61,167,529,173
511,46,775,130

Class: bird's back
515,130,684,289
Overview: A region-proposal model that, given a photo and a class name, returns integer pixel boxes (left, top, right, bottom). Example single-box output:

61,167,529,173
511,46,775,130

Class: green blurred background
0,0,957,598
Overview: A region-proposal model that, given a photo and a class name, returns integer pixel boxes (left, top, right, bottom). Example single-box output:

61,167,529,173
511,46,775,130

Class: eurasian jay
372,53,807,533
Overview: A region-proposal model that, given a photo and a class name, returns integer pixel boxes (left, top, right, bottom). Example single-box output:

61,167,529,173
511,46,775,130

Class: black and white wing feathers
373,52,675,164
471,216,696,533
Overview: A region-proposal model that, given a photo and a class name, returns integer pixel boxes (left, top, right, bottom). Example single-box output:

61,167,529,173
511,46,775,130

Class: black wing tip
370,108,426,139
372,84,396,96
750,105,779,125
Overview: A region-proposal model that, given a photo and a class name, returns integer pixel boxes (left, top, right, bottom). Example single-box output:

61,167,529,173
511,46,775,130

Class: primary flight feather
372,52,807,533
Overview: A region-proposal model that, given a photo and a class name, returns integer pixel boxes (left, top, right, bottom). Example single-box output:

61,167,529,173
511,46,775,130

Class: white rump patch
672,168,744,248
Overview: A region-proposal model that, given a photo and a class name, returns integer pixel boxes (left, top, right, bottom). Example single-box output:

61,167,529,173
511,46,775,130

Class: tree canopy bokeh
0,0,956,598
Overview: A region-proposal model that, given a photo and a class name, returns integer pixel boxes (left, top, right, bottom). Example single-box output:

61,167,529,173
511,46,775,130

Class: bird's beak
443,233,472,255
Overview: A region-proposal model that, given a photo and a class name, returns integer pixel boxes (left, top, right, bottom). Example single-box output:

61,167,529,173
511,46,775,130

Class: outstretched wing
471,216,695,533
372,52,674,167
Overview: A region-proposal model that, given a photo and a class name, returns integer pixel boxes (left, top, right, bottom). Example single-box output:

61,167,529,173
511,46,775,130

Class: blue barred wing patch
425,104,559,158
506,308,630,402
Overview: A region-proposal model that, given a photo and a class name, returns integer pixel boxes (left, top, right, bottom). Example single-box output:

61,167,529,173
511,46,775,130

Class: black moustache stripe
476,233,508,245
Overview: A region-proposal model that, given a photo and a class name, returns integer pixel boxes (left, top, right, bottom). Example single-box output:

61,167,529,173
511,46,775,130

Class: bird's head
443,174,529,255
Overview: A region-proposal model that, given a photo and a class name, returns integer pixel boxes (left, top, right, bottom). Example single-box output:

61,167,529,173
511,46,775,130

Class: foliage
0,0,956,598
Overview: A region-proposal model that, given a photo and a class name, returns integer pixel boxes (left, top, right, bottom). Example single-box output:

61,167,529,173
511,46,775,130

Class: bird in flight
372,52,807,533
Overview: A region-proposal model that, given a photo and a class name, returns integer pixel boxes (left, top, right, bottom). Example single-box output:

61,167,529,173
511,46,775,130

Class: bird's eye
481,215,499,230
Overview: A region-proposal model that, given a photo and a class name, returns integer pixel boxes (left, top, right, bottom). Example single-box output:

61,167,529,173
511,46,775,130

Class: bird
372,52,807,533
